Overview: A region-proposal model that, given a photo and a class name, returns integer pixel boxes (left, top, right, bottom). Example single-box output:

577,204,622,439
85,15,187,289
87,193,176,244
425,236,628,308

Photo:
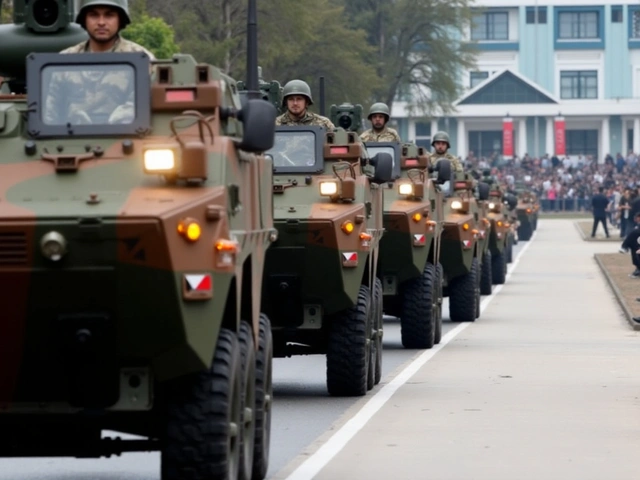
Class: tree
343,0,478,115
123,0,179,59
1,0,12,23
122,14,180,59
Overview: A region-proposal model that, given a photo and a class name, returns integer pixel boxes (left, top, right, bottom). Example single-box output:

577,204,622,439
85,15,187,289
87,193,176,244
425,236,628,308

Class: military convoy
0,0,533,473
0,1,277,479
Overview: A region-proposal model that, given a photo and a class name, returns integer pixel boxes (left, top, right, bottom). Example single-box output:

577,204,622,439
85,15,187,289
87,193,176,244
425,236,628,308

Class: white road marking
283,229,538,480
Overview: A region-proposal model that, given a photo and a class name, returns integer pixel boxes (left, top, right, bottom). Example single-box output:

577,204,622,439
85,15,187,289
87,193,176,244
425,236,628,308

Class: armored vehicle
262,113,394,397
0,1,278,479
484,186,511,284
440,173,488,322
474,187,493,296
371,142,450,349
516,192,536,241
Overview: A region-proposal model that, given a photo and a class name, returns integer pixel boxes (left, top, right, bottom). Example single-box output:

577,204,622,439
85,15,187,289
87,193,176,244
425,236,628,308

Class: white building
391,0,640,163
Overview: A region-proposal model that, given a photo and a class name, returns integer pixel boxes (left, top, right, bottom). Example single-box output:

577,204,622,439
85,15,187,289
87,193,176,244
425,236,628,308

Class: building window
565,130,598,156
560,71,598,99
612,6,623,23
526,7,547,24
470,71,489,88
471,12,509,41
558,11,599,39
632,10,640,37
414,121,431,149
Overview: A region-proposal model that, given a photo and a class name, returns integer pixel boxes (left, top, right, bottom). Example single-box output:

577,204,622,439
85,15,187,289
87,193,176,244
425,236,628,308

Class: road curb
574,220,587,240
593,253,640,331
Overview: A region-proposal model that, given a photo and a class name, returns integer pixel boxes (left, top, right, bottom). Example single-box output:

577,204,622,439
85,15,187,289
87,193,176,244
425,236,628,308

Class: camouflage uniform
431,152,464,173
275,111,335,129
60,35,155,59
360,127,401,142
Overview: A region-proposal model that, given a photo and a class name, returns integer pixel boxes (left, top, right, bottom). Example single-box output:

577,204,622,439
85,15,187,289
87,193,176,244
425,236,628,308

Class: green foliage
1,0,12,23
127,0,478,113
122,14,179,59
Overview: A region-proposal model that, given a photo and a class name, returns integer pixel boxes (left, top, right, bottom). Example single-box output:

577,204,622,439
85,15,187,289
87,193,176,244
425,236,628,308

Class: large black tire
506,238,514,263
400,262,437,349
491,250,506,285
518,222,532,241
162,328,242,480
327,285,371,396
434,263,443,344
449,257,479,322
372,278,383,385
238,321,256,480
480,251,492,295
252,314,273,480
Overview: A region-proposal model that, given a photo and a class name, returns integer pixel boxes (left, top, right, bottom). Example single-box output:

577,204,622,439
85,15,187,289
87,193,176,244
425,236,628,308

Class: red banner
554,116,566,156
502,118,513,157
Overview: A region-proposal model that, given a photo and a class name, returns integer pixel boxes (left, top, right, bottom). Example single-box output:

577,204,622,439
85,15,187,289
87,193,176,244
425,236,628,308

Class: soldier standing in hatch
45,0,154,125
430,131,464,173
360,103,401,142
275,80,335,129
61,0,155,58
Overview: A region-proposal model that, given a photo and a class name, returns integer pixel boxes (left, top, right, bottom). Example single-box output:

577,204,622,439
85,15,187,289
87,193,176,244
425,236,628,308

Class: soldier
430,131,464,173
61,0,155,58
44,0,153,125
360,102,401,142
275,80,335,129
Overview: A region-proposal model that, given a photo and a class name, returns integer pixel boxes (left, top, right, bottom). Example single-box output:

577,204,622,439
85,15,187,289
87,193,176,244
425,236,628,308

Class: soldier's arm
324,118,335,130
393,130,402,142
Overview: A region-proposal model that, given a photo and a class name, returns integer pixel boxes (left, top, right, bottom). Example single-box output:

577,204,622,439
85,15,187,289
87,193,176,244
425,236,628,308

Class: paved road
273,219,640,480
0,233,526,479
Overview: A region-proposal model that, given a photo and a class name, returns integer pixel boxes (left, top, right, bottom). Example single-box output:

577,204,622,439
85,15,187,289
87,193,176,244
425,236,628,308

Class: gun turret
330,103,363,132
237,67,283,113
0,0,87,90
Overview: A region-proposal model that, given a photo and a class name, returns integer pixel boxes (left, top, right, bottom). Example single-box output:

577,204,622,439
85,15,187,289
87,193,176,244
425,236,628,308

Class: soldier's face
434,141,448,154
286,95,307,117
85,7,119,43
370,113,386,130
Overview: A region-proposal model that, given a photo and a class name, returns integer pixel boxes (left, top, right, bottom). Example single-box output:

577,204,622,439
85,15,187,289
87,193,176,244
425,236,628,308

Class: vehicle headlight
451,200,463,210
398,183,414,195
488,202,496,209
144,149,176,172
320,181,338,196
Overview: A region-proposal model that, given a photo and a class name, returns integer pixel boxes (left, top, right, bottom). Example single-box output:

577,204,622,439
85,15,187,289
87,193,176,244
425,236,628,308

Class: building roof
454,69,559,106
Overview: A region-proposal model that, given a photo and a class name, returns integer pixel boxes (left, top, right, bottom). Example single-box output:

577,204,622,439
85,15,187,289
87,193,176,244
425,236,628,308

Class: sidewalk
283,219,640,480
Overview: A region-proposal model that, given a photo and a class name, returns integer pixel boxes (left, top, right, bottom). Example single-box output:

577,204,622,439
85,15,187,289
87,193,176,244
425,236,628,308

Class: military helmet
75,0,131,29
367,102,390,121
431,131,450,148
282,79,313,106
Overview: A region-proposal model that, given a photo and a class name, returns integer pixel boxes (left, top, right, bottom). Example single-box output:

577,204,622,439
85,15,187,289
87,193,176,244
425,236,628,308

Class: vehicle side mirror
435,160,452,185
477,182,490,201
238,99,277,152
369,152,394,184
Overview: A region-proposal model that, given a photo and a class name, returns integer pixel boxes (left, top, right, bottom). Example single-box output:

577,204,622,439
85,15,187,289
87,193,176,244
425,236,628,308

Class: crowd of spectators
462,150,640,227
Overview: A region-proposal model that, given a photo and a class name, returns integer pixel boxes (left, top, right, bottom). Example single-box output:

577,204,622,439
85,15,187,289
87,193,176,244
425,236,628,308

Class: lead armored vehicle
0,1,277,479
440,173,488,322
371,142,450,349
262,112,393,396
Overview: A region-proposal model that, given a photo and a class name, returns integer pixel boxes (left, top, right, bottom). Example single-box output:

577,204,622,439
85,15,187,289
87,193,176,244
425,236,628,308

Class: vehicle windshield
267,131,317,168
42,64,136,126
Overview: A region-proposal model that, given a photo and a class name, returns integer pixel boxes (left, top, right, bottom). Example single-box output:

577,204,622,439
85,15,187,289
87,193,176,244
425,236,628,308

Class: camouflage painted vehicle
237,67,283,114
516,190,537,241
371,142,450,349
502,191,518,263
0,2,278,479
484,186,511,284
262,119,394,396
440,173,488,322
474,187,493,296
